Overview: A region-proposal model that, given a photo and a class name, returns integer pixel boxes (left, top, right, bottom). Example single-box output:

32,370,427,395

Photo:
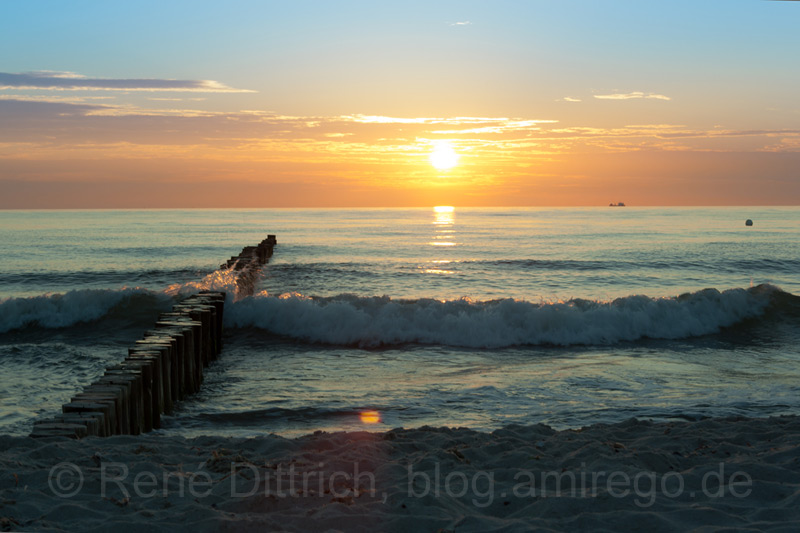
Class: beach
2,415,799,531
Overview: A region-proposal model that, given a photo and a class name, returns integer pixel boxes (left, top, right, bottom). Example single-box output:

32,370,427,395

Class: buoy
745,219,753,226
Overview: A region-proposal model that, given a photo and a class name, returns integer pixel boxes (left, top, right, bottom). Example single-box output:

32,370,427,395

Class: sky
1,0,799,208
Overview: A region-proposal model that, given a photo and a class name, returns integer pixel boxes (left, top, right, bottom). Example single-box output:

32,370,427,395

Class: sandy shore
1,415,799,532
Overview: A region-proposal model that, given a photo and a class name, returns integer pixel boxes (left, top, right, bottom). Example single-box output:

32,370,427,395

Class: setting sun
429,141,459,171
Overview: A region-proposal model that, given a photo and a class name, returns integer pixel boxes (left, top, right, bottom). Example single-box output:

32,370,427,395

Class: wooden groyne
30,236,277,439
222,234,276,298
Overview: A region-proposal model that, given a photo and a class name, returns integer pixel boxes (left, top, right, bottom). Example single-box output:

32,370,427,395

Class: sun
429,141,459,171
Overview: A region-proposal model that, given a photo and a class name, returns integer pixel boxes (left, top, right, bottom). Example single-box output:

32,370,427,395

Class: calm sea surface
1,207,799,437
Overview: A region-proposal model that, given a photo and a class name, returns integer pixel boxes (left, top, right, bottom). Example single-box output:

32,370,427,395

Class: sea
1,207,799,438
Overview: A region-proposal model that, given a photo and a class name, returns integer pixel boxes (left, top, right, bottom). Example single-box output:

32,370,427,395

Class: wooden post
72,385,128,435
126,354,163,428
143,331,185,399
158,314,206,380
180,300,220,358
135,339,177,406
61,411,105,437
112,360,157,432
34,413,103,437
101,372,143,435
169,307,211,365
199,291,226,352
30,421,88,439
193,295,224,351
129,345,172,415
53,412,104,437
152,326,194,396
63,401,117,437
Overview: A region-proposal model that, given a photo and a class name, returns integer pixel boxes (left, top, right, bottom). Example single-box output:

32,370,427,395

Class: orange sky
2,1,799,207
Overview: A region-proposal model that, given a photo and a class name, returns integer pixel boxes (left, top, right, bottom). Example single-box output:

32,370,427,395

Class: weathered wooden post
62,400,117,436
158,314,205,382
143,331,185,399
101,370,143,435
30,421,89,439
134,338,177,406
126,353,163,428
72,385,129,435
151,326,195,396
129,345,171,415
111,359,158,432
33,412,105,437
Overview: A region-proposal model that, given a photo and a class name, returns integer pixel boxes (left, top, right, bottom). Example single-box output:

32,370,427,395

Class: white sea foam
0,288,170,333
225,286,777,348
0,284,781,345
164,267,240,299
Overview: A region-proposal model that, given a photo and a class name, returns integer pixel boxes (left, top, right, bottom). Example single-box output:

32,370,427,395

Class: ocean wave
164,267,242,298
267,257,800,275
3,283,795,346
0,267,207,287
0,264,242,334
472,258,800,274
225,284,793,348
0,288,173,334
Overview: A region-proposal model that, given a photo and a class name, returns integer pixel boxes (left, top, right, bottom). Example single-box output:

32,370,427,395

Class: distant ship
609,202,626,207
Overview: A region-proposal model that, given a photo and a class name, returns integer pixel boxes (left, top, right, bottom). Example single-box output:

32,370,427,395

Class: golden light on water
360,410,381,424
433,206,455,229
429,141,459,171
428,205,457,249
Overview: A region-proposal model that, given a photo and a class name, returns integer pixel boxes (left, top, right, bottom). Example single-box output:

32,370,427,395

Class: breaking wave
0,288,173,334
3,283,796,347
225,284,794,348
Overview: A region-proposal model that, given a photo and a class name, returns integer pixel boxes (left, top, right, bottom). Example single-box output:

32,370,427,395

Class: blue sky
5,0,797,115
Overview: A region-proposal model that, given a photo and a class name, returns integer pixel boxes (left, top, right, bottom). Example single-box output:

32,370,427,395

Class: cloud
0,98,110,118
625,124,686,129
594,92,671,101
0,94,116,104
449,21,472,26
561,97,582,102
432,119,556,135
0,71,254,93
345,115,556,126
3,99,798,173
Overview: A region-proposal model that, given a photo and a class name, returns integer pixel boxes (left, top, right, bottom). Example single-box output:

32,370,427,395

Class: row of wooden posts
222,235,277,298
30,235,277,439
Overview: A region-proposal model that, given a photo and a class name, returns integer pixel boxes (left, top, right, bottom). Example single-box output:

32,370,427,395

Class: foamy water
1,207,799,436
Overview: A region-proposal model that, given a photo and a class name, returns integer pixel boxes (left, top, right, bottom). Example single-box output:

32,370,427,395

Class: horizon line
1,205,797,211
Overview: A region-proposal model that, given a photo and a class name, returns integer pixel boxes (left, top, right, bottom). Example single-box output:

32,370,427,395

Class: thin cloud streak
346,115,556,126
0,71,254,93
594,92,671,101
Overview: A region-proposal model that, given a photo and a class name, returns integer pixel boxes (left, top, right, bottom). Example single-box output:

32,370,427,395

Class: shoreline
2,414,798,531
